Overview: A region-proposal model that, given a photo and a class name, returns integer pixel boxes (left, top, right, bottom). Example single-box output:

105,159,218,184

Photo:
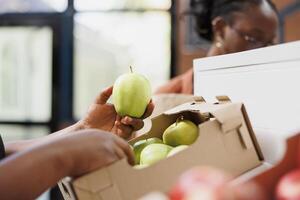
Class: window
0,0,67,13
0,125,49,142
0,1,173,198
73,1,172,118
0,27,52,122
75,0,171,10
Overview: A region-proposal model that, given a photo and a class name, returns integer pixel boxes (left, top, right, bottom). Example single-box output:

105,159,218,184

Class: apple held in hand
140,143,172,165
163,118,199,147
133,137,163,164
167,145,189,157
276,169,300,200
113,66,151,118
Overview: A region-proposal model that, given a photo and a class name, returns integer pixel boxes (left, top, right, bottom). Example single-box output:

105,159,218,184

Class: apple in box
112,66,151,118
140,144,173,165
163,117,199,147
133,138,163,164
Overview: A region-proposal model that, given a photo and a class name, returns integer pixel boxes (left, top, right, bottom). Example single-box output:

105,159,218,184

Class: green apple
167,145,189,157
140,143,172,165
112,67,151,118
133,138,163,164
163,118,199,147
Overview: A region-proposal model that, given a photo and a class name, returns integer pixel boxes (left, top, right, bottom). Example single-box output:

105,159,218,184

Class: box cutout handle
216,96,232,104
193,96,206,104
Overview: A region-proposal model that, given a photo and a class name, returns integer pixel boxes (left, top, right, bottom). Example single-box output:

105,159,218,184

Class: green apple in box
163,117,199,147
133,138,163,164
140,144,172,165
112,66,151,118
167,145,189,157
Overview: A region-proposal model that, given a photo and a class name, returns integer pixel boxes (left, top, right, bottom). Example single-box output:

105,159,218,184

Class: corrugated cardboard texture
60,100,263,200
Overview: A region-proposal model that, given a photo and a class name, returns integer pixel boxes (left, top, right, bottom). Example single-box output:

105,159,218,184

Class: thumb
95,86,113,104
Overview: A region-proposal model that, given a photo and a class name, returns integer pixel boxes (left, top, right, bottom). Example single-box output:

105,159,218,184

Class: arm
0,139,71,200
0,130,134,200
5,86,154,155
155,76,183,94
4,123,81,156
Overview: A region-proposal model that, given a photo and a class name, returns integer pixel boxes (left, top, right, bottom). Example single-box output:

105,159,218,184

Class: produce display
132,117,199,168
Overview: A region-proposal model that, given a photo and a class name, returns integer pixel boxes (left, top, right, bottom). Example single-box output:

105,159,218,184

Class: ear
212,16,227,41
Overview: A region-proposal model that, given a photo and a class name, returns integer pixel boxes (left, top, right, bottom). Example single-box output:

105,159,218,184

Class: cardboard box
59,97,264,200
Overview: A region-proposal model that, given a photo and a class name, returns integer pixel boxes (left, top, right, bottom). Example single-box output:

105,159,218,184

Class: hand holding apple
78,86,154,140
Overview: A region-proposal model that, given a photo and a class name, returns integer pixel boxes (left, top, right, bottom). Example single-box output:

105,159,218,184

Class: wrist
5,140,34,156
46,141,75,177
73,120,86,131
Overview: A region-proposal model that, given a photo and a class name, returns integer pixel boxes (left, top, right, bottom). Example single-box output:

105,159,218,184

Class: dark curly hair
187,0,278,41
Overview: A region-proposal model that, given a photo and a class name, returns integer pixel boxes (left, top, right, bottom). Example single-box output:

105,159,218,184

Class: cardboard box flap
210,103,243,133
163,101,239,115
73,168,113,193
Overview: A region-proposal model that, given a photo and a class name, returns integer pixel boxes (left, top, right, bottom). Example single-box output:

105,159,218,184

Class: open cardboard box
59,97,264,200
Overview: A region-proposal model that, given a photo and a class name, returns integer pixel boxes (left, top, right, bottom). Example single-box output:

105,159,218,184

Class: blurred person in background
0,86,154,200
156,0,279,94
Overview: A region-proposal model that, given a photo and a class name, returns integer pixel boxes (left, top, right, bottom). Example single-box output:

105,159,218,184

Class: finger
142,100,155,119
113,136,135,165
115,115,121,122
121,117,144,131
95,86,113,105
115,121,134,140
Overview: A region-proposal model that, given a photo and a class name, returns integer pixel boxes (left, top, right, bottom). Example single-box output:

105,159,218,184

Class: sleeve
155,76,183,94
0,134,5,160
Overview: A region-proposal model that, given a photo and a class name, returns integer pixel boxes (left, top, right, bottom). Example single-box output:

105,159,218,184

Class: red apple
298,141,300,168
276,169,300,200
223,181,266,200
169,167,231,200
169,167,266,200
